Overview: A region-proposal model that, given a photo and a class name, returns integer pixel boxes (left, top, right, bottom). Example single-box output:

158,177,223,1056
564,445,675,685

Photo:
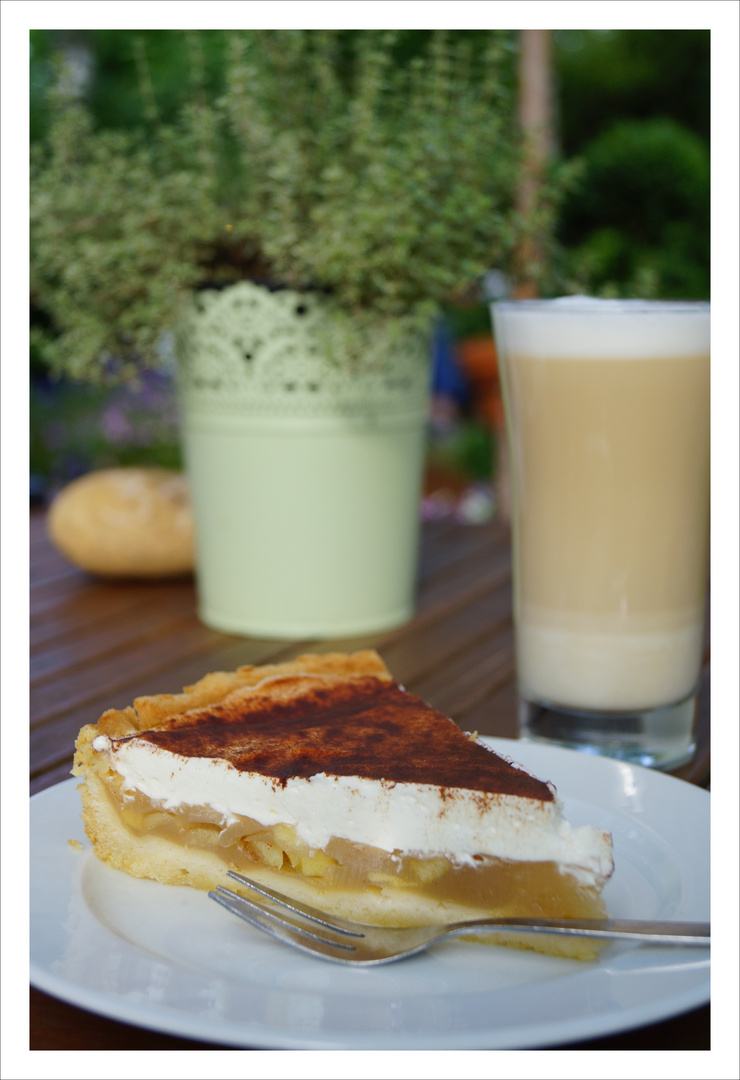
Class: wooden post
497,31,555,521
513,29,554,299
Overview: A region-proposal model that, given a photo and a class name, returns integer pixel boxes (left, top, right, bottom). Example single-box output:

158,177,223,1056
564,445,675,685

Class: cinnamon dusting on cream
111,677,553,801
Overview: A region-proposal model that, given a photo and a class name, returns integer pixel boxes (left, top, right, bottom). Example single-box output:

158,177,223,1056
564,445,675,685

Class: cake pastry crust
73,650,614,958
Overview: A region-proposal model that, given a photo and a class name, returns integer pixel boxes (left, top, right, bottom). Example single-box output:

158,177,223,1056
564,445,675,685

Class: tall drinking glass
492,298,710,769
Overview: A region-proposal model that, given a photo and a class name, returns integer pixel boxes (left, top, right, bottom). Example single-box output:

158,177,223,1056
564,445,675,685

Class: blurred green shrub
555,30,710,154
30,30,228,140
560,118,710,298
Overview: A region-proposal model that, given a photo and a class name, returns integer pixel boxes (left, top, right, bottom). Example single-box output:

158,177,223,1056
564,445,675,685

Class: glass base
519,693,697,771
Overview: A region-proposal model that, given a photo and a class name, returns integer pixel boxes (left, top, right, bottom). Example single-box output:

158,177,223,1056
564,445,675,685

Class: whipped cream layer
92,733,613,889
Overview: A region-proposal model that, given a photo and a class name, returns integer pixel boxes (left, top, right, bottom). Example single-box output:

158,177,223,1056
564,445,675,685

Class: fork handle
451,917,710,945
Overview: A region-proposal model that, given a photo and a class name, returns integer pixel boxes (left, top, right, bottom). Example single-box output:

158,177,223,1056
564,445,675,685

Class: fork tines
209,871,364,960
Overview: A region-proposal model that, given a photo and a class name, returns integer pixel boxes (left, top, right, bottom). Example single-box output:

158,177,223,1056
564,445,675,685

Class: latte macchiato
492,299,710,765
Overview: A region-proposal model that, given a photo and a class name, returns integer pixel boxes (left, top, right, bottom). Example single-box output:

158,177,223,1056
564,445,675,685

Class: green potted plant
31,30,526,637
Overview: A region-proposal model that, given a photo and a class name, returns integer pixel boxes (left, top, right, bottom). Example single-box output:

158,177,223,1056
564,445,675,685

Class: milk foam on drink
494,298,710,712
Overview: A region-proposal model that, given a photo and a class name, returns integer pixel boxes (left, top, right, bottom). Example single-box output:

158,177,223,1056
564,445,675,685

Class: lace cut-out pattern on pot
176,282,431,419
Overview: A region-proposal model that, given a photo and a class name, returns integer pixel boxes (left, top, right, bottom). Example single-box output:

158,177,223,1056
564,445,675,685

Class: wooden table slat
31,616,226,723
31,577,194,641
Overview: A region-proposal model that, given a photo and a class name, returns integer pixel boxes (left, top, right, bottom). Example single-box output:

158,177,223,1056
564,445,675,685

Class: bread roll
48,467,194,577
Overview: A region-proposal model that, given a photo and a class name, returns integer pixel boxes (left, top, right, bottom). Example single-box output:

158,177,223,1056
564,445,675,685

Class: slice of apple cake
73,650,613,957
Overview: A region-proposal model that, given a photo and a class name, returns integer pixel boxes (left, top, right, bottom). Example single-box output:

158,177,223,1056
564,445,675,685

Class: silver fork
209,871,710,966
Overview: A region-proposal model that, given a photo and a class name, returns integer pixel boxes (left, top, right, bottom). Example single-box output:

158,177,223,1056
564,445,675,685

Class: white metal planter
176,282,431,638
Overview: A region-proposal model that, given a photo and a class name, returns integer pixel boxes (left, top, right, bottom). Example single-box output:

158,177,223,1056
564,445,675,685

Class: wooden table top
29,507,710,1050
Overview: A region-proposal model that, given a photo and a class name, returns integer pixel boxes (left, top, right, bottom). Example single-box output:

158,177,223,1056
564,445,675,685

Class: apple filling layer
108,779,607,922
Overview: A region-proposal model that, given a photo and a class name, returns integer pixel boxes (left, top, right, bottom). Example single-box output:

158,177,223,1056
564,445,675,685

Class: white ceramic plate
30,738,709,1049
